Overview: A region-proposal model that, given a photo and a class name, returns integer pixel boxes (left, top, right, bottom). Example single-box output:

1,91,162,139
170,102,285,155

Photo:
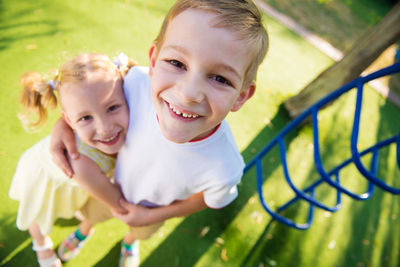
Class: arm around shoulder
113,192,207,227
49,118,79,177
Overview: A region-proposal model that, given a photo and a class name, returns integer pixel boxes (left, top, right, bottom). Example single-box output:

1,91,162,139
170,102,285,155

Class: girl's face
60,72,129,156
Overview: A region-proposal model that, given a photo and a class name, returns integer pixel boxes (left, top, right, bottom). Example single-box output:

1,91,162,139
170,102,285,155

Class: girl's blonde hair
153,0,269,87
19,53,136,130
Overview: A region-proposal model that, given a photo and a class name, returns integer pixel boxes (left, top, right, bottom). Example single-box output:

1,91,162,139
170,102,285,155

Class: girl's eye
212,75,232,86
108,104,120,112
79,115,92,122
168,60,186,70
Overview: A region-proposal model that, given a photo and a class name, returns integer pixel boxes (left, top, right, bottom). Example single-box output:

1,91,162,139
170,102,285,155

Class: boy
51,0,268,266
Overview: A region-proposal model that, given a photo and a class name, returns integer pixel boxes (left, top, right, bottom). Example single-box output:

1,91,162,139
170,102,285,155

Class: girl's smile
61,72,129,155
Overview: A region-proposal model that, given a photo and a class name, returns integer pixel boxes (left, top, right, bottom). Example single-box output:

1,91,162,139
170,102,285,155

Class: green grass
264,0,393,52
1,0,400,266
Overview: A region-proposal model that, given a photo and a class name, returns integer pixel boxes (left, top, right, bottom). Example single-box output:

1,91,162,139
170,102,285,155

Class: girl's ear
231,82,256,112
148,43,158,77
61,110,73,129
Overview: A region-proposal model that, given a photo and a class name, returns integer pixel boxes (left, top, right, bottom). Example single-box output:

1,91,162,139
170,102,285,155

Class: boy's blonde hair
154,0,269,87
19,53,136,130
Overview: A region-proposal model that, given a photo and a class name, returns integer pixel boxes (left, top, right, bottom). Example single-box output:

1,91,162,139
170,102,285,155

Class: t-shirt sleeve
202,172,242,209
123,66,149,102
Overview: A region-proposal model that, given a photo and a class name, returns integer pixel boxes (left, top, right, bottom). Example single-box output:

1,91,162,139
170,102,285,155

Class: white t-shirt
115,67,245,209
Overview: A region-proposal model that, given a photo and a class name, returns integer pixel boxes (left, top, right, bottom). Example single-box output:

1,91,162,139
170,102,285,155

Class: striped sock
74,228,87,242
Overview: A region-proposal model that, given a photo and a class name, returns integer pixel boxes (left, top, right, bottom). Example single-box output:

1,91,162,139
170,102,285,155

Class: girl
9,53,135,267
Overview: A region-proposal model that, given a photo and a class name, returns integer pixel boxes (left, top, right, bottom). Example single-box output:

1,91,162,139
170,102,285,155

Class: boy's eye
212,75,232,86
79,115,92,122
168,60,186,70
108,104,120,112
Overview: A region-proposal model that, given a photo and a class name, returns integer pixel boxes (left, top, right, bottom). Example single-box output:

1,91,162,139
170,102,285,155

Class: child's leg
123,230,137,245
29,223,54,259
119,230,139,267
58,197,113,262
29,223,62,267
77,219,92,236
57,220,94,262
119,223,163,267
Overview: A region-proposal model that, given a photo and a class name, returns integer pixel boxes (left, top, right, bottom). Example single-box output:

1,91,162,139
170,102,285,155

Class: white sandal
32,236,62,267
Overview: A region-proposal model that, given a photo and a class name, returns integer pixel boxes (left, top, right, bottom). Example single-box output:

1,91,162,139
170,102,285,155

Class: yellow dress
9,135,115,235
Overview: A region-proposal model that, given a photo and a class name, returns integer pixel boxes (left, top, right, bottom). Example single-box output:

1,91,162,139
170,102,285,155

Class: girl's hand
111,199,151,227
50,118,79,177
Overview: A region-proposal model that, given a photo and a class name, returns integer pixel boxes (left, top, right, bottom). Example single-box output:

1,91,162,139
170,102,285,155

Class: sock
75,228,87,241
122,241,137,251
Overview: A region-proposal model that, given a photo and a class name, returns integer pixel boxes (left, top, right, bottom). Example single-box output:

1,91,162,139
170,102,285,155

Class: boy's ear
148,43,157,77
231,82,256,112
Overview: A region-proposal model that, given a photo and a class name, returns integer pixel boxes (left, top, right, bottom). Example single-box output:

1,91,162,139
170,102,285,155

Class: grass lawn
1,0,399,266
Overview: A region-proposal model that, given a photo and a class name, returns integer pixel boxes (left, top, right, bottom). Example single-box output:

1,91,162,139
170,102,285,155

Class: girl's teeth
101,134,117,142
169,104,199,118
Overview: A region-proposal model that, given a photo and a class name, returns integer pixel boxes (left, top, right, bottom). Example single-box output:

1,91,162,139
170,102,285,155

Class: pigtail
119,59,138,77
19,71,58,131
113,52,138,77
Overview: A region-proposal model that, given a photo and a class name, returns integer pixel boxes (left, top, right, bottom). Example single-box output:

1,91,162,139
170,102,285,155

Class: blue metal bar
351,63,400,194
255,158,313,230
279,132,342,211
245,62,400,229
312,95,374,200
397,131,400,168
253,135,396,229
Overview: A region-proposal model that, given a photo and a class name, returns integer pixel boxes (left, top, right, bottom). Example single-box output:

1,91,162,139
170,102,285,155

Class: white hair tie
113,52,129,70
47,80,56,90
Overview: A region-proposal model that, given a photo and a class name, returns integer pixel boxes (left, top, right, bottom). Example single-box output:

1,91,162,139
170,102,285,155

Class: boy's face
61,72,129,156
149,9,255,143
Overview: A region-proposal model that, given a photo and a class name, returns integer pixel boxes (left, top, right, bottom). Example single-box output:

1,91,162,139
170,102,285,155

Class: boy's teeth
169,104,198,118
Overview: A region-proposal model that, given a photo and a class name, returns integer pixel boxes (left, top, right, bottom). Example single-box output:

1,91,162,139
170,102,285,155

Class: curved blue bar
245,62,400,229
312,98,374,200
351,63,400,194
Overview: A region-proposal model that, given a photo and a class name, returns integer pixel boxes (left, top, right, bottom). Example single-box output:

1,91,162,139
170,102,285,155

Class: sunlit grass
1,0,399,266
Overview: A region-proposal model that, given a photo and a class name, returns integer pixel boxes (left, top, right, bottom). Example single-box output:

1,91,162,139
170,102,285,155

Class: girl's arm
112,192,207,227
50,118,127,213
70,154,127,214
50,118,79,177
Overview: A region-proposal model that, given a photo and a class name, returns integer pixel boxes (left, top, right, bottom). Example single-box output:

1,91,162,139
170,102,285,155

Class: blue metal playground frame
244,62,400,230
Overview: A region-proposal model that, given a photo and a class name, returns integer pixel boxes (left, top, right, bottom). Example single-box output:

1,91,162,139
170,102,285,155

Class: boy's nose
177,74,204,103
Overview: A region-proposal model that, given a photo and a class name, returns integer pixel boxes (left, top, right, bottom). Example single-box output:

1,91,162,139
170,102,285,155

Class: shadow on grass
338,98,400,267
240,59,400,267
94,242,122,267
236,92,400,266
0,213,35,266
138,105,294,266
0,3,60,51
0,215,80,266
235,101,348,266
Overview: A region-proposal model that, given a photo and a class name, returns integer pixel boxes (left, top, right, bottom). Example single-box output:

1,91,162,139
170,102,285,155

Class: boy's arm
70,154,127,214
50,118,79,177
112,192,207,227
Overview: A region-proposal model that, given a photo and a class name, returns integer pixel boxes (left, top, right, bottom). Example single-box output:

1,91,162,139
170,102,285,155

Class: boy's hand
50,118,79,177
111,199,151,227
112,192,207,227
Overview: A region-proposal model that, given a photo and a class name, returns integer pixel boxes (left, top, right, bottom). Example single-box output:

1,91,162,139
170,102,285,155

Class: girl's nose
97,118,113,136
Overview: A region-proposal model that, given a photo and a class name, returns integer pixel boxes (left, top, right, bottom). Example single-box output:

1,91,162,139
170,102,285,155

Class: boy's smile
149,8,255,143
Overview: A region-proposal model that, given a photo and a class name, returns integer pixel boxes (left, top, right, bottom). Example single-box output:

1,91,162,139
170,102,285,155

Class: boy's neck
189,124,221,143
